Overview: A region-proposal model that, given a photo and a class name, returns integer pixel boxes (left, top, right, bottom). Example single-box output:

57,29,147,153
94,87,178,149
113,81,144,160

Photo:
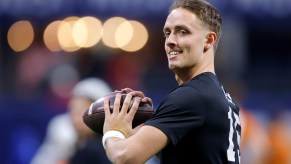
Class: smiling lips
168,51,180,59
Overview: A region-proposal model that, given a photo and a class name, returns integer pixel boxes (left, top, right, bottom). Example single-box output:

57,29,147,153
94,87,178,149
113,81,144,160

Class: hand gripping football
83,91,154,134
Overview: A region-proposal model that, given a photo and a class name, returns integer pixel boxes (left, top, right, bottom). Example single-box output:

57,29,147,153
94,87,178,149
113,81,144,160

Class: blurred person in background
31,77,112,164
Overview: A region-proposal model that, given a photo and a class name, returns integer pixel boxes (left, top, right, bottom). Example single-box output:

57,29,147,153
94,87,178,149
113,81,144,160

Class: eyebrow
163,25,190,32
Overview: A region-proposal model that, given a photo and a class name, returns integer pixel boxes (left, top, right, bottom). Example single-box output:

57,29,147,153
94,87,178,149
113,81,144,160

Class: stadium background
0,0,291,163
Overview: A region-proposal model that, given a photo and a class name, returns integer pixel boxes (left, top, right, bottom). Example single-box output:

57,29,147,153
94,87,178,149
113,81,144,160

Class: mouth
168,51,180,59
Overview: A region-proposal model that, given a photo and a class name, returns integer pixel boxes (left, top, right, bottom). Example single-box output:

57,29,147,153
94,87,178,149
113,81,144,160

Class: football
83,91,154,134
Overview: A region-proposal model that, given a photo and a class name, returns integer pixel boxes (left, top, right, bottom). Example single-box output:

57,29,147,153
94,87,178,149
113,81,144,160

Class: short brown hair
170,0,222,51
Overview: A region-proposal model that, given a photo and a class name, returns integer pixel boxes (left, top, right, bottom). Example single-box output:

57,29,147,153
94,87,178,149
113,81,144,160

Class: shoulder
166,84,203,107
188,72,220,89
156,83,206,117
168,73,216,102
46,113,76,142
48,113,73,131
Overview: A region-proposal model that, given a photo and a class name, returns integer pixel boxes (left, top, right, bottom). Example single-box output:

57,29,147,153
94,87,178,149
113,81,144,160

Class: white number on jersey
227,107,241,163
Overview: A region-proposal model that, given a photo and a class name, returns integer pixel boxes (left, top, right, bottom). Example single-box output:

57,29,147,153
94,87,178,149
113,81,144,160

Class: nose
165,34,177,48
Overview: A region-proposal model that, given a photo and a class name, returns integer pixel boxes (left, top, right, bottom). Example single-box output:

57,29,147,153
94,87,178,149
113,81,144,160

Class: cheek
164,43,168,53
187,39,204,54
182,41,195,55
179,37,192,48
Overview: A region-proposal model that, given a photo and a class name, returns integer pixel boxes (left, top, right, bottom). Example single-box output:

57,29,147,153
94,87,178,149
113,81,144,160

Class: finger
131,91,145,98
104,97,111,118
127,97,140,120
112,93,122,115
142,97,153,107
120,88,133,93
120,93,133,115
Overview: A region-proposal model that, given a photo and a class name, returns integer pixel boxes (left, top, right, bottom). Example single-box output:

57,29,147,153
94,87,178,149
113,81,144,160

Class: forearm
104,137,125,163
104,137,147,164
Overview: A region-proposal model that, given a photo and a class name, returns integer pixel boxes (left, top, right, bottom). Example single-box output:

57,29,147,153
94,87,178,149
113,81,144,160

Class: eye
164,31,170,38
178,30,187,36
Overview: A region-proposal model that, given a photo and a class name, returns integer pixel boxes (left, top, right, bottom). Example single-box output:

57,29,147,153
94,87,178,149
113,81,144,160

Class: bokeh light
72,16,103,48
57,16,80,52
120,20,148,52
115,20,134,48
102,17,127,48
7,20,34,52
43,20,63,52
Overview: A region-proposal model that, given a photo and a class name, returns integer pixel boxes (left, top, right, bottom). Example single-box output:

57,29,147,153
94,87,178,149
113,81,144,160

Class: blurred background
0,0,291,164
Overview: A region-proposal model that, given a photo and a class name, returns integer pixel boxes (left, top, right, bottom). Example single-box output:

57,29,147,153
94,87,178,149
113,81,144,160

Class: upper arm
105,125,168,163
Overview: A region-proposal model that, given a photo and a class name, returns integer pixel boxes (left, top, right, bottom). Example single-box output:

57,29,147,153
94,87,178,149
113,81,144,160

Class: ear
204,32,217,52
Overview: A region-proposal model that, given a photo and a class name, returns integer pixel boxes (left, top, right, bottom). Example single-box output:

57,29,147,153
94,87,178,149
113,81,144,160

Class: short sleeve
144,85,205,145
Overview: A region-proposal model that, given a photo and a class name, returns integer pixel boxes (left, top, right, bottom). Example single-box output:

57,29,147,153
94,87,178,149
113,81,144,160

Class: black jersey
144,72,241,164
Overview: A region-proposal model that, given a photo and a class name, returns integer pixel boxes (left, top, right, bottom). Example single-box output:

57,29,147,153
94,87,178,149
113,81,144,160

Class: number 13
227,107,241,163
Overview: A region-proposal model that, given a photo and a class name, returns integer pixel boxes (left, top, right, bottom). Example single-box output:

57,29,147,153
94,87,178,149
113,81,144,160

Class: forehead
164,8,202,30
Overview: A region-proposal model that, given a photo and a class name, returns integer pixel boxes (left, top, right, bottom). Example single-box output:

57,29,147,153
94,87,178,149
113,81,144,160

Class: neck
175,52,215,85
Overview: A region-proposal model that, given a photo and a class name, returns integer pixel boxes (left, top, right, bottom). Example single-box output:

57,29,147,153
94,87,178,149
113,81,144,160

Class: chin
169,65,179,73
168,64,175,70
168,62,180,68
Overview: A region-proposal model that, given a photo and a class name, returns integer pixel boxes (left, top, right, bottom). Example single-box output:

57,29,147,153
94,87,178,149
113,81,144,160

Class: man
67,77,112,164
31,77,112,164
102,0,241,163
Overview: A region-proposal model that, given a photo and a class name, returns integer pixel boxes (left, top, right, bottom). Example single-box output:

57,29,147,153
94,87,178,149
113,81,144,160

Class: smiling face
163,8,213,79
